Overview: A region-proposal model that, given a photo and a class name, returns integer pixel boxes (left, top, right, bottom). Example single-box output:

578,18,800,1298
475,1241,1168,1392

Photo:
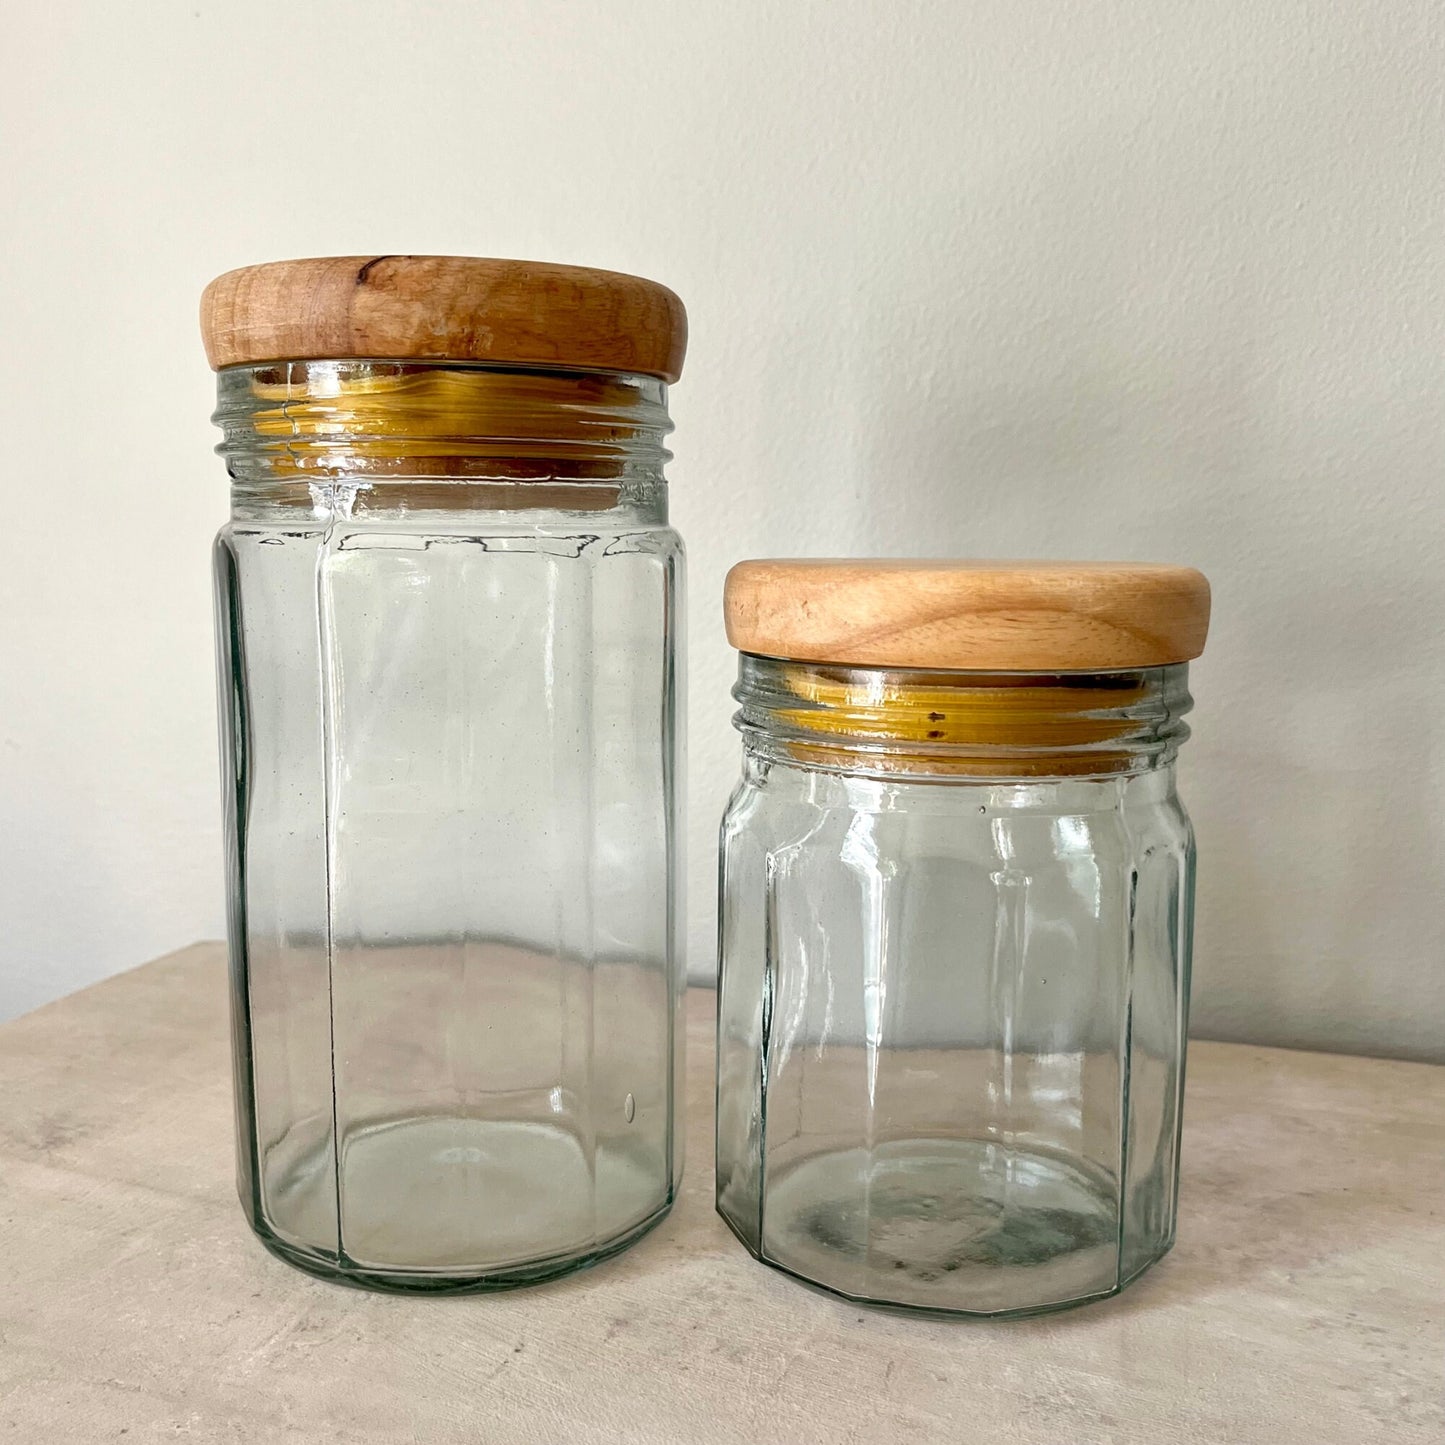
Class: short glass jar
202,256,687,1291
716,560,1211,1316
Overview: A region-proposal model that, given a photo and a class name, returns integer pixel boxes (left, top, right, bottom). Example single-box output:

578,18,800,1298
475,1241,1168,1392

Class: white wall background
2,2,1441,1058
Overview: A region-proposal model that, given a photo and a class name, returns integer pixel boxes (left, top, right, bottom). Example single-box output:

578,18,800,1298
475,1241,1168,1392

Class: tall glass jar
716,559,1211,1316
202,256,686,1291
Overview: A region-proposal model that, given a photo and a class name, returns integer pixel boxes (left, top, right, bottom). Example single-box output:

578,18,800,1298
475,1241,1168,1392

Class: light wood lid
200,255,687,380
724,559,1211,671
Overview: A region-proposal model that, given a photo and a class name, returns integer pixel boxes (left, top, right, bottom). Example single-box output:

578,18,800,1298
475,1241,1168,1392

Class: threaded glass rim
732,654,1193,779
213,359,672,486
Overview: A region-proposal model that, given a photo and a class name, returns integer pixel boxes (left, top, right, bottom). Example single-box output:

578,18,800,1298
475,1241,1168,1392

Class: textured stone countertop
1,943,1441,1442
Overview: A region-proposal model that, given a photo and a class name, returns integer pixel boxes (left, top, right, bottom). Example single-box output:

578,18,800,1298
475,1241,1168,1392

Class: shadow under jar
716,559,1212,1317
201,256,687,1291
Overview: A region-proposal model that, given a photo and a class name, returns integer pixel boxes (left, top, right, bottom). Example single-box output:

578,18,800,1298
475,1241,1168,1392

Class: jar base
247,1191,676,1295
721,1138,1170,1318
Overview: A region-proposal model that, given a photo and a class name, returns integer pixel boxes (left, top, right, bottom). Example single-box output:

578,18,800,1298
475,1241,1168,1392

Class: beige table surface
1,943,1441,1444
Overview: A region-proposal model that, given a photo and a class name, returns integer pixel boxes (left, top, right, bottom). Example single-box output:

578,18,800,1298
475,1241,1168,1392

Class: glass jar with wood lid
715,559,1211,1316
202,255,686,1291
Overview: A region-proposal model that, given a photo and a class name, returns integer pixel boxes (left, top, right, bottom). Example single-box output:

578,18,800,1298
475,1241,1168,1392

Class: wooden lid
724,559,1211,671
200,255,687,380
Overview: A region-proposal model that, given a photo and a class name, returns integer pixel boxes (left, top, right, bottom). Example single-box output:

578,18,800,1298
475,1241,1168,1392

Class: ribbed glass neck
733,654,1193,780
213,359,672,516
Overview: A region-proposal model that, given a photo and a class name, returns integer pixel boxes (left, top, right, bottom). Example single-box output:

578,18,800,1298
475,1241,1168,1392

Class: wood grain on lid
724,559,1211,671
200,255,687,379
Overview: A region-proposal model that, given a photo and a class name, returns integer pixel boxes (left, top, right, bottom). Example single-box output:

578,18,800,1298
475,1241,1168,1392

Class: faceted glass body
716,657,1195,1316
213,361,685,1290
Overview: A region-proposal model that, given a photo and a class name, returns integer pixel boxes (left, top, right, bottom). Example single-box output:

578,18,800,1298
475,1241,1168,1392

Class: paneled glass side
1120,773,1195,1281
213,523,339,1264
716,783,763,1253
715,758,791,1255
319,515,681,1280
736,770,1134,1313
212,533,257,1231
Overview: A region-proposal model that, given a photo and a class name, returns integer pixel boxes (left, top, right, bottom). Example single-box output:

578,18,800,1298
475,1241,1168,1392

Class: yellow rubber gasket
771,666,1148,777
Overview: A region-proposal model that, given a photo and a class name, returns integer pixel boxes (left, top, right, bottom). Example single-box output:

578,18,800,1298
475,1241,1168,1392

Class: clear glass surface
213,362,685,1291
716,657,1195,1316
